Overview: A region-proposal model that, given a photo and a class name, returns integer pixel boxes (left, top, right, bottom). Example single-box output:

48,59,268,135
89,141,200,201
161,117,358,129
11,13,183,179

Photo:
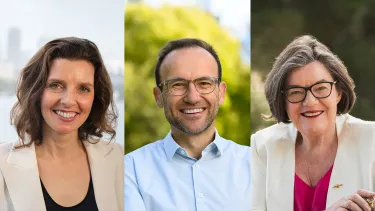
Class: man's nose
184,82,200,104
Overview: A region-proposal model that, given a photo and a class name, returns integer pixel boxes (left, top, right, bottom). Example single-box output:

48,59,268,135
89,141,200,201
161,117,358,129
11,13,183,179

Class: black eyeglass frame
281,81,337,103
157,77,221,96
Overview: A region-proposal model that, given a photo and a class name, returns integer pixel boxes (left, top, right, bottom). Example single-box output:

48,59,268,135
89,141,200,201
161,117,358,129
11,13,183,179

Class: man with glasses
125,38,251,211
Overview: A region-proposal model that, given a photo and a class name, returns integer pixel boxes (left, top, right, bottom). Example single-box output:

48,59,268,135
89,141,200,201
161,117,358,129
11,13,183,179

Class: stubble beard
164,99,219,136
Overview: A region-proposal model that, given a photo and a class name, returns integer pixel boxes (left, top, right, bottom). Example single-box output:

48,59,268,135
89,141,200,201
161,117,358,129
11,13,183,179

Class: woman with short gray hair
251,35,375,211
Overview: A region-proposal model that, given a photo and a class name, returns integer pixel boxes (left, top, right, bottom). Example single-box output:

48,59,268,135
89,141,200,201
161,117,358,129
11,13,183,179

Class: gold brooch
332,184,343,188
365,197,375,209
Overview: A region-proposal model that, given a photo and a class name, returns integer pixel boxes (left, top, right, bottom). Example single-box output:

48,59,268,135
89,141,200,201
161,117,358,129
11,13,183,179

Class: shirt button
198,193,204,198
195,164,200,168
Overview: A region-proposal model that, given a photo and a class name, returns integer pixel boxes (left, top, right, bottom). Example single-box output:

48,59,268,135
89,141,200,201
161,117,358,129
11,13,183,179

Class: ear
218,81,227,106
336,87,342,104
153,86,164,108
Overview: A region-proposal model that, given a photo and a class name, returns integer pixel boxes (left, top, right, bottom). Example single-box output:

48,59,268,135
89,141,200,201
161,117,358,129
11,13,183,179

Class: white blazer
251,114,375,210
0,140,124,211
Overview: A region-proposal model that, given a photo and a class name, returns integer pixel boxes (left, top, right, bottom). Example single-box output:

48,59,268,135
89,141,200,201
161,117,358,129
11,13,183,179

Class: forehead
49,58,95,82
286,61,334,86
160,47,218,80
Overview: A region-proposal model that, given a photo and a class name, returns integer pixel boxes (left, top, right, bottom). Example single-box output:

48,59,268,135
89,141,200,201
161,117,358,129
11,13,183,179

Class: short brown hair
11,37,117,147
154,38,222,87
264,35,356,123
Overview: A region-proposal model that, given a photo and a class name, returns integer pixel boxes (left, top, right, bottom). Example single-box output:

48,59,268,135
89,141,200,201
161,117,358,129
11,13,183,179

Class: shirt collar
163,129,228,161
163,131,180,161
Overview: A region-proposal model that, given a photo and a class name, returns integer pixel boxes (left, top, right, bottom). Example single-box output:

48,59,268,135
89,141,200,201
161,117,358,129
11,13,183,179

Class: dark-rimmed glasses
281,81,337,103
158,77,220,96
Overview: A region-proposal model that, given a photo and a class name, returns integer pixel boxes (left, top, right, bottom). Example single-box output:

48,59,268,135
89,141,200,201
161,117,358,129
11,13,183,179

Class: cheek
206,95,219,107
285,102,300,120
164,96,180,110
40,92,55,111
76,94,94,111
324,98,339,114
79,95,95,111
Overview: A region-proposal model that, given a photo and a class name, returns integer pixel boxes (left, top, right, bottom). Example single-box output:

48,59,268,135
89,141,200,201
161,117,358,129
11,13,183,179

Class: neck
171,125,216,159
297,126,338,152
36,128,85,160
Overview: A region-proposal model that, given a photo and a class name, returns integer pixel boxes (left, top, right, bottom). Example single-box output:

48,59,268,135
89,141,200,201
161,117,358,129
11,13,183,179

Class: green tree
125,4,250,153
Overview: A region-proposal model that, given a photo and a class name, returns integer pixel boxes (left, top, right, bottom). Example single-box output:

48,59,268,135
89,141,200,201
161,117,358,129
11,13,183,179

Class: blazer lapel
327,114,372,206
326,114,348,206
269,123,297,211
85,141,118,211
3,142,46,211
275,115,348,210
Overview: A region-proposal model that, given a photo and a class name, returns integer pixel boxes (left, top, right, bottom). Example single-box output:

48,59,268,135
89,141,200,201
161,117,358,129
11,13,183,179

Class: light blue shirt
125,131,251,211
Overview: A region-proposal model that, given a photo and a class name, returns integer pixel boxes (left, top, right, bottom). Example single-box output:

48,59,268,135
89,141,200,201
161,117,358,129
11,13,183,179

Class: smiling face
154,47,226,135
285,61,342,137
41,59,95,137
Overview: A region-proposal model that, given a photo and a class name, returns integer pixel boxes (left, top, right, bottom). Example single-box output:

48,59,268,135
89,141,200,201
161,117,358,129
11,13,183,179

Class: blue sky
143,0,250,39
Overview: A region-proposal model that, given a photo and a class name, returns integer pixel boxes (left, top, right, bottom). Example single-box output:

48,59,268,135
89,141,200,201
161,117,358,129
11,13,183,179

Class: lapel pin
333,184,343,188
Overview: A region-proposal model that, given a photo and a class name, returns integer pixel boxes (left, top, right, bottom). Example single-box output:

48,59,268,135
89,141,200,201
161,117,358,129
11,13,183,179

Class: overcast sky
0,0,124,63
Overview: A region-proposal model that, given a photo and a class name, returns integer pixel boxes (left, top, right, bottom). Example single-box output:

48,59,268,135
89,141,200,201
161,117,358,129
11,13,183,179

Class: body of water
0,96,124,146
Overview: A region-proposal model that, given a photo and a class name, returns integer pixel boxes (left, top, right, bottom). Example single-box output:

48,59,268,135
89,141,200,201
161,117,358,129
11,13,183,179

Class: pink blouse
294,165,333,211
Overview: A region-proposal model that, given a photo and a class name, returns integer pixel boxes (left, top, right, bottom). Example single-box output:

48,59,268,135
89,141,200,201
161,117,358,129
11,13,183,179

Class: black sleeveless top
40,176,99,211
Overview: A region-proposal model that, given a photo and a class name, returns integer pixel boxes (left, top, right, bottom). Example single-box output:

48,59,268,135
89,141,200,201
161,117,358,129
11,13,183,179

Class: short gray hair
264,35,356,123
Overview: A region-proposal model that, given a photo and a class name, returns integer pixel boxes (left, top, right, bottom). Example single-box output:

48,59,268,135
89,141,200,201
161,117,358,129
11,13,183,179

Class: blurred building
7,28,22,70
0,36,3,60
0,61,15,81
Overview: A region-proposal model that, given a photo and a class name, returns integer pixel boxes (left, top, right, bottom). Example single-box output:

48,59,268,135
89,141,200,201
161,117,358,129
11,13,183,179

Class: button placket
192,162,205,210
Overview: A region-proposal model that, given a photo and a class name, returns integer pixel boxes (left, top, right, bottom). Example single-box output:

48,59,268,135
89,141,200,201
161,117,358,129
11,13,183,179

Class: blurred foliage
251,0,375,135
125,4,250,154
250,71,275,132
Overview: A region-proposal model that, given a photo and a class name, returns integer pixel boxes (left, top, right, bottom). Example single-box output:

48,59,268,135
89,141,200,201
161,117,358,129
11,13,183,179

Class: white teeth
303,111,322,117
56,110,77,118
182,108,204,114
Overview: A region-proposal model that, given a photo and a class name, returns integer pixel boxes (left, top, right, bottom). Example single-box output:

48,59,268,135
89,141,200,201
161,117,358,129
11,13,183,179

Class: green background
125,4,251,154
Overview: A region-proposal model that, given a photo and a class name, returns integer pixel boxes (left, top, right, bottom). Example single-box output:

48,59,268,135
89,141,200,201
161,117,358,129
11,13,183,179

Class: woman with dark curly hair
0,37,123,211
251,35,375,211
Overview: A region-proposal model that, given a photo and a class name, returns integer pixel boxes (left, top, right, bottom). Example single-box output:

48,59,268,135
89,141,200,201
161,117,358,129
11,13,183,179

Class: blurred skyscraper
7,28,21,69
0,36,3,60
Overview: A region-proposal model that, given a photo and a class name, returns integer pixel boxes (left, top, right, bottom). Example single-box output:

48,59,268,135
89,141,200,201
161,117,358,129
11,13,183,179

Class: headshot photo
251,1,375,210
124,0,251,211
0,1,124,210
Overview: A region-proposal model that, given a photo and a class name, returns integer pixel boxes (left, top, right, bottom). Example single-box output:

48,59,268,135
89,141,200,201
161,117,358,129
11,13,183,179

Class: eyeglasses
158,77,220,96
281,81,337,103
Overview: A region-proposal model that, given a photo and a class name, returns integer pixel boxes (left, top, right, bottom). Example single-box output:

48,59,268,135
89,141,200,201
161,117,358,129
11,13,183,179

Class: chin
300,124,329,136
52,127,78,135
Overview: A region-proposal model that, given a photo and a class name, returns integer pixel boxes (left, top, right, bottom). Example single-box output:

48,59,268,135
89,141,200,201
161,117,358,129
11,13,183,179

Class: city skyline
0,0,124,66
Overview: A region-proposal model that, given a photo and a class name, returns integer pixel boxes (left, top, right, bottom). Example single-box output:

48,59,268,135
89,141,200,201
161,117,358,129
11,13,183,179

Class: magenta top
294,165,333,211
